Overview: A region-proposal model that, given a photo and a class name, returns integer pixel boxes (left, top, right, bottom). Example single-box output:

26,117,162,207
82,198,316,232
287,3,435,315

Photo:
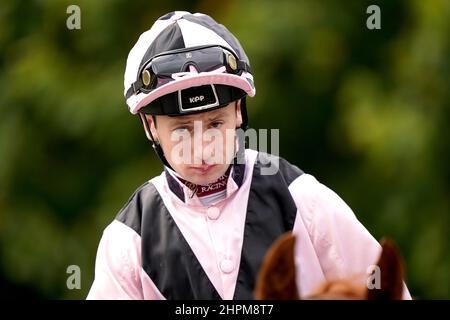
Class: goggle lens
140,46,239,92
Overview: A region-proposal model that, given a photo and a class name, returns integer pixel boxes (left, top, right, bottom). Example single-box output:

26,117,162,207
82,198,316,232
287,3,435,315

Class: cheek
161,132,190,162
157,129,178,157
218,125,237,158
223,128,235,149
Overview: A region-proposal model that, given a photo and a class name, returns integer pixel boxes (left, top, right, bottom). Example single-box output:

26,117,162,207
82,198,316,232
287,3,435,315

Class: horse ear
367,237,405,300
254,232,300,300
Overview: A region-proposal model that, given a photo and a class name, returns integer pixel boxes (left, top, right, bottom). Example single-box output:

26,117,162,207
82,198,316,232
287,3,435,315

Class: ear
139,114,159,143
235,100,243,128
367,238,405,300
254,232,299,300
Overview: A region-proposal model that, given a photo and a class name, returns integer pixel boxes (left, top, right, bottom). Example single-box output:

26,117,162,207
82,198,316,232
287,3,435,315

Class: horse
254,232,405,300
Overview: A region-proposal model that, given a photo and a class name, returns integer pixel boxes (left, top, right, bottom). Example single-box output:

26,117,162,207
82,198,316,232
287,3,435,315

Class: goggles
126,45,251,100
139,83,246,116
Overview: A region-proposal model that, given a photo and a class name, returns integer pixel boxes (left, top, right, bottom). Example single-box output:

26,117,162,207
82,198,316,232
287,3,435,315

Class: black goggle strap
236,60,251,73
126,77,144,100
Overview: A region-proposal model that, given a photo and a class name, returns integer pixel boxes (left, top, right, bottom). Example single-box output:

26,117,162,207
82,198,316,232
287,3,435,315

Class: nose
191,122,218,165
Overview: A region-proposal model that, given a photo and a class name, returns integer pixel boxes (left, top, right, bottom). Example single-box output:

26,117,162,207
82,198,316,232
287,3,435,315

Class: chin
183,164,227,185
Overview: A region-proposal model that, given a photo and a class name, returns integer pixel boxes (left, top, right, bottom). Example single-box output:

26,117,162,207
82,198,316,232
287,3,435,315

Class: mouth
189,164,217,174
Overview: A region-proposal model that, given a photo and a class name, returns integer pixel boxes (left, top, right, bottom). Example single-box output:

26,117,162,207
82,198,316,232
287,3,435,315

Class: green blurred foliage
0,0,449,299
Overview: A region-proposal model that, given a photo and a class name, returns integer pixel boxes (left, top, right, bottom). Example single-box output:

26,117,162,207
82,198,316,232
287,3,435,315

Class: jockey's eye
209,121,223,129
174,126,191,134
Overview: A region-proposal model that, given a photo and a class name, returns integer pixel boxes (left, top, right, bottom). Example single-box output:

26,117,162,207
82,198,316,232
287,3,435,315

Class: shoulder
246,149,304,186
93,179,159,275
289,174,381,271
100,219,142,254
117,180,154,212
289,173,357,215
88,219,144,299
288,173,360,236
93,219,142,281
115,179,162,235
244,149,354,228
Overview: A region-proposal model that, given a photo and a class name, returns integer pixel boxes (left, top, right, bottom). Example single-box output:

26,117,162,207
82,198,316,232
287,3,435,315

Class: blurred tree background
0,0,449,299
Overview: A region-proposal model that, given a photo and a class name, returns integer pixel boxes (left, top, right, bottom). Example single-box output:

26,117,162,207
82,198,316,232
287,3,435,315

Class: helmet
124,11,256,120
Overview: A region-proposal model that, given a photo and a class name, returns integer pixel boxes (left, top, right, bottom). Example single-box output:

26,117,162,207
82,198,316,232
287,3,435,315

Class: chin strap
240,97,249,131
139,113,174,170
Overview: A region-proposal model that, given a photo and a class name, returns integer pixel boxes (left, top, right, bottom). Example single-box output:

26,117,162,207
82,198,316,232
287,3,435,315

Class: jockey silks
118,150,300,299
87,149,412,299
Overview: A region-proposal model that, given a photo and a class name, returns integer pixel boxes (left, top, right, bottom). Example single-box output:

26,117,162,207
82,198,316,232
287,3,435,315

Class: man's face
145,101,243,185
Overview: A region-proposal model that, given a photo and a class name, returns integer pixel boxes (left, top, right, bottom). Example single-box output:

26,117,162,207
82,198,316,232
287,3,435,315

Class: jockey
87,11,411,300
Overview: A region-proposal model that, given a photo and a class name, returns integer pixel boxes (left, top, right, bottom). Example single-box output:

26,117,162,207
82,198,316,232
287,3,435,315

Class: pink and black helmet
124,11,256,124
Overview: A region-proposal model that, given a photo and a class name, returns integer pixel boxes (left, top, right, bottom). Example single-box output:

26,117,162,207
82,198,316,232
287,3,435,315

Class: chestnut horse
254,232,405,300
